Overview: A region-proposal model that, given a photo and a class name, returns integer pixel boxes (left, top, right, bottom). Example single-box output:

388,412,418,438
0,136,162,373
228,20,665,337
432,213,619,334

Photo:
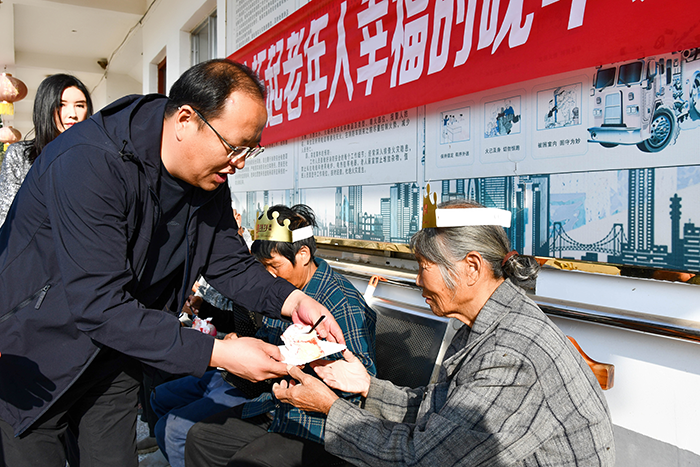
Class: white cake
281,324,324,361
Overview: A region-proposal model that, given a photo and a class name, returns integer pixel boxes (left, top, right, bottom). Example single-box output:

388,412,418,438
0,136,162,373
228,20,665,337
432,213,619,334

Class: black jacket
0,95,296,435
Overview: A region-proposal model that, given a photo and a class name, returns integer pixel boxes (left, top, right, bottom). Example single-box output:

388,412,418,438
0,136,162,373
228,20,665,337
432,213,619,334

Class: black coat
0,94,296,435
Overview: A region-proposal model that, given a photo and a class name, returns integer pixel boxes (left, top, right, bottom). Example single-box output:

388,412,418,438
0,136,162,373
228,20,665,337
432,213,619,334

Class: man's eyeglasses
192,108,264,161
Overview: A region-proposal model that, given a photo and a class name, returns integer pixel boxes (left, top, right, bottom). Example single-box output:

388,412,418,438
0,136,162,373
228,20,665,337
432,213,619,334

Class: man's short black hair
165,59,266,124
251,204,317,266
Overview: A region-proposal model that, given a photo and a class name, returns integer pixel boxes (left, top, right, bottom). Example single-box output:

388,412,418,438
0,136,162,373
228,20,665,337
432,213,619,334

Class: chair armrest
567,336,615,390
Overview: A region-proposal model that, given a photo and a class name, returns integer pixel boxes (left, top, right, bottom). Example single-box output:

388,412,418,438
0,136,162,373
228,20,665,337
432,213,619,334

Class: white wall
550,315,700,457
139,0,218,94
91,72,143,110
536,268,700,456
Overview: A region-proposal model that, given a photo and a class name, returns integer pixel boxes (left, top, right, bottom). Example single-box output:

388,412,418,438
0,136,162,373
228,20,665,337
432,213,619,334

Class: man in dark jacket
0,59,343,467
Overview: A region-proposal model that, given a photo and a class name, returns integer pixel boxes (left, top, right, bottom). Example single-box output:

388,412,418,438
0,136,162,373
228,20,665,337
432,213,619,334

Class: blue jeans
151,370,248,467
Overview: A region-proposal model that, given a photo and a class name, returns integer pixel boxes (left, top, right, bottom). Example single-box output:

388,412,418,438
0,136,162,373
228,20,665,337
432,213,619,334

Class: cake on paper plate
280,324,346,365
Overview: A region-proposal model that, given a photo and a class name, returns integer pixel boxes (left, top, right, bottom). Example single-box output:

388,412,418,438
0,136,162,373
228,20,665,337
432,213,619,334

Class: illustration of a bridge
550,222,625,257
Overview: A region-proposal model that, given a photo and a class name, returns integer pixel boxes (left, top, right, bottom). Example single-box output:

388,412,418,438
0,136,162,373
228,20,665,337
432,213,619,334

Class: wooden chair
567,336,615,390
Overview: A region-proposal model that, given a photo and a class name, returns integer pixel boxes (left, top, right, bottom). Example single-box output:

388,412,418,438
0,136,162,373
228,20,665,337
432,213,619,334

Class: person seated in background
273,198,616,466
153,204,376,467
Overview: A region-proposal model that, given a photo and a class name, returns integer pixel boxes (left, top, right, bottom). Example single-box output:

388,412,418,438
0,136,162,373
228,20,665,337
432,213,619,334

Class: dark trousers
140,365,175,437
184,405,347,467
0,347,142,467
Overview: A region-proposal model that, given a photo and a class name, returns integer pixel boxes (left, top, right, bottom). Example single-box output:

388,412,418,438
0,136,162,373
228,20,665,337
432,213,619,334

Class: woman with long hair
0,74,93,225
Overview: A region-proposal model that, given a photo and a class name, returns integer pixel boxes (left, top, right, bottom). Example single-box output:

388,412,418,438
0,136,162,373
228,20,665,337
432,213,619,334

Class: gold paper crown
421,183,512,229
422,183,438,229
254,206,315,243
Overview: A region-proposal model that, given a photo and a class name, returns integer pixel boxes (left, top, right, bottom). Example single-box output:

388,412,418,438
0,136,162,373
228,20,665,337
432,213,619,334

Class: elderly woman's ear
462,251,486,286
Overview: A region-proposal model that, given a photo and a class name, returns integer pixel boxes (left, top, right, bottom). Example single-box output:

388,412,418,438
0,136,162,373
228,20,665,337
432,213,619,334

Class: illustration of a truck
588,48,700,152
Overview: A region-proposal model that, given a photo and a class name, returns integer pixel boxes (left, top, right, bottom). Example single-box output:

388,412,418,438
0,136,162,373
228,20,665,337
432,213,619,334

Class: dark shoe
137,436,158,454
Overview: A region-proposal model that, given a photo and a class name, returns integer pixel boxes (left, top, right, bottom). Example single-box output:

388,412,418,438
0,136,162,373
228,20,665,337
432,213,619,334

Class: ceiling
0,0,148,136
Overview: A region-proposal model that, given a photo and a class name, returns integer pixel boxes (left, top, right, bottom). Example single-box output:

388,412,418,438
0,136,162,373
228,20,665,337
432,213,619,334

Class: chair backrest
370,297,451,388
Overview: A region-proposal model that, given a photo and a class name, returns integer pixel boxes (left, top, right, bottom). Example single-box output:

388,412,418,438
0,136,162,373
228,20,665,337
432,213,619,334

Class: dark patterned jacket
324,279,615,466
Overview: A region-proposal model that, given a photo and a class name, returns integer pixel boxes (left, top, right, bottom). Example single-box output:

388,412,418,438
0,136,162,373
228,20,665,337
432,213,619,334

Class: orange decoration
0,126,22,144
0,73,28,103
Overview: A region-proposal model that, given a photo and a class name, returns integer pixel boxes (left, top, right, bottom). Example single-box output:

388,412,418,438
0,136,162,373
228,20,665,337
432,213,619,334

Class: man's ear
296,245,312,267
174,105,196,142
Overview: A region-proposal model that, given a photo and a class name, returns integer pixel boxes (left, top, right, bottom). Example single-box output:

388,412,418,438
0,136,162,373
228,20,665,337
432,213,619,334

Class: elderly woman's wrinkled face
415,256,467,318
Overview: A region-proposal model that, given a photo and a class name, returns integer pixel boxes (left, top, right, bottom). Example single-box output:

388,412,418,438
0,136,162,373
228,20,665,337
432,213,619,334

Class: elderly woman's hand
233,208,246,236
310,350,370,397
273,365,339,414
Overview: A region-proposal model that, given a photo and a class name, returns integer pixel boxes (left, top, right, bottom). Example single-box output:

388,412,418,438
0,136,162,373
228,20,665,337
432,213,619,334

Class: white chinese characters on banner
235,0,591,142
328,2,354,107
283,28,306,120
304,14,329,113
298,108,417,189
357,0,389,95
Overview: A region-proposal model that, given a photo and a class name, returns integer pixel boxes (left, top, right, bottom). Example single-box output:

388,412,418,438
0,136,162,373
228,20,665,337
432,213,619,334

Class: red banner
229,0,700,145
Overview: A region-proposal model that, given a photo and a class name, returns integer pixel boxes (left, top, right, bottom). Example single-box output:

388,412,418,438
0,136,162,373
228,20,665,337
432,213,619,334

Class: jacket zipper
0,284,51,324
35,284,51,309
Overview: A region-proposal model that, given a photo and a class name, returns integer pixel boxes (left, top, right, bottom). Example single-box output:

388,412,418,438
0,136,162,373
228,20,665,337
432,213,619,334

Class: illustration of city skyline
231,165,700,272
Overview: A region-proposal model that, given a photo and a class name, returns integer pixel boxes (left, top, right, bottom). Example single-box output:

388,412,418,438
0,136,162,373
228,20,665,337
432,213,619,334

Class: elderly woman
274,199,615,466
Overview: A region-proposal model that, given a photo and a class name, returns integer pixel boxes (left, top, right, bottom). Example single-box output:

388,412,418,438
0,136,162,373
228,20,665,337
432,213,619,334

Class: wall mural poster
228,48,700,273
425,49,700,180
232,165,700,273
228,139,296,192
229,108,418,194
484,96,521,139
532,79,587,160
436,101,474,168
431,165,700,272
480,92,526,164
232,182,421,244
228,0,301,50
298,108,417,189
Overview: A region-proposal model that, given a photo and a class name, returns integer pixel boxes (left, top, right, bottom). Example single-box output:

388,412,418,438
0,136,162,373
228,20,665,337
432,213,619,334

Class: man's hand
210,337,288,382
310,350,371,397
182,294,203,317
280,290,345,344
273,365,339,414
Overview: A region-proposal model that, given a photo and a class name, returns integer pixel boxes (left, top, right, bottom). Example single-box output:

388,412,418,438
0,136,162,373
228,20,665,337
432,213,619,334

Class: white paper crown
255,206,315,243
422,183,512,229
